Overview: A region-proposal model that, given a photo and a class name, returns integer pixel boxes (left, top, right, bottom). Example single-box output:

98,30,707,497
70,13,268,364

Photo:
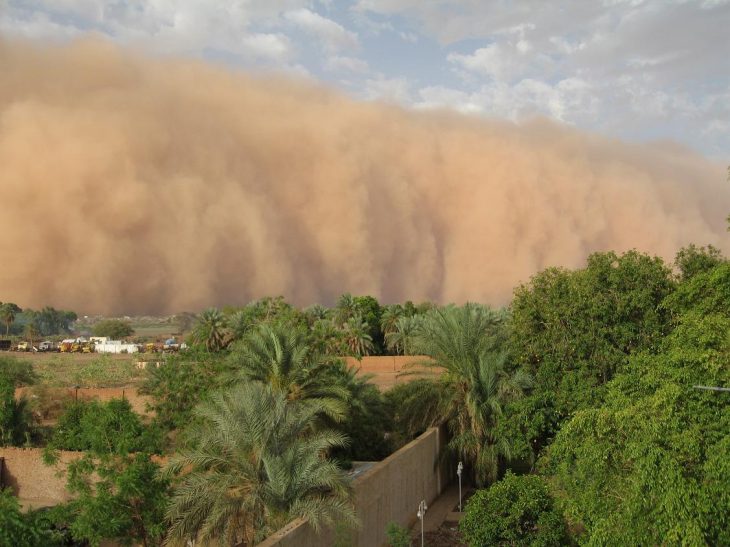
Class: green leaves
46,398,162,455
541,310,730,544
0,489,62,547
460,472,567,547
164,382,357,546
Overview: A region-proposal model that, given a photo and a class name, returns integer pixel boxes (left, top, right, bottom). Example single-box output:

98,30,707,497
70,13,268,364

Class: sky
1,0,729,160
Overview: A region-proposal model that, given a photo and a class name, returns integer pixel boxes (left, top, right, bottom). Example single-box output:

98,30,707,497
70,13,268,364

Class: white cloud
361,75,413,103
324,55,370,73
284,8,358,52
240,33,292,62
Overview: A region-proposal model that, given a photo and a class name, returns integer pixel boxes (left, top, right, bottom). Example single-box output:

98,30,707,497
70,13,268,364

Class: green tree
379,304,404,343
541,312,730,545
228,323,349,422
56,454,170,547
674,244,725,281
0,375,34,447
140,349,236,433
44,399,168,546
190,308,227,352
0,303,21,336
0,488,62,547
333,293,358,326
164,383,357,546
385,315,424,355
23,322,40,351
341,315,375,359
408,304,531,485
46,398,161,455
92,319,134,339
663,261,730,317
0,356,37,386
24,307,77,336
460,472,566,547
331,367,393,461
506,250,675,459
225,309,251,343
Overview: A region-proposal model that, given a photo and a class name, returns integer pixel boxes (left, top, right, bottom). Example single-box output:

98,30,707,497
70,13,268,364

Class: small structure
95,341,139,354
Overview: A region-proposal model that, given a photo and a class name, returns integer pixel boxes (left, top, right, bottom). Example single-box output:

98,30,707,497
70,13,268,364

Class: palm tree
228,323,349,421
380,304,404,341
303,304,329,326
385,315,424,355
333,293,357,327
409,304,531,486
163,383,357,546
23,321,40,351
0,303,20,336
341,315,375,359
225,310,250,344
191,308,227,352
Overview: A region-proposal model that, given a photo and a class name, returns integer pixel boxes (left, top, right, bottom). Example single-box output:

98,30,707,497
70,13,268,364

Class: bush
0,356,37,386
460,472,566,547
386,521,411,547
46,398,162,455
92,319,134,339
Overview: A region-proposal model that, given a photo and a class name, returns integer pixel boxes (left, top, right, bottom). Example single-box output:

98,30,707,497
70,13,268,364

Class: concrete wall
0,447,81,508
259,426,450,547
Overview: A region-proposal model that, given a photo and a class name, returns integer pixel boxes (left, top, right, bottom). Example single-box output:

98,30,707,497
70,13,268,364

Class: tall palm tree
303,304,329,326
225,310,250,344
163,383,357,546
341,315,375,359
385,315,424,355
23,321,40,351
333,293,357,327
228,323,349,421
191,308,227,352
409,304,531,486
379,305,404,343
0,303,20,336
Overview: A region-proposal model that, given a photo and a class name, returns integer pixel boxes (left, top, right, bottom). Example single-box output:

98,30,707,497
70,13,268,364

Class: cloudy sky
2,0,729,159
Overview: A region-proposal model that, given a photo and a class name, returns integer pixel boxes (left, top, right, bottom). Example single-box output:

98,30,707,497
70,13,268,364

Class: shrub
386,521,411,547
460,472,566,547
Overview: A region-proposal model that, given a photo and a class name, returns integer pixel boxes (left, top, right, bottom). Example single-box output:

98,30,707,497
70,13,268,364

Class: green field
2,352,145,388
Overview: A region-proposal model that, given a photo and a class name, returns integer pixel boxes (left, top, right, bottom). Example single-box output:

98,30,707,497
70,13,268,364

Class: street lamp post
457,461,463,512
417,499,427,547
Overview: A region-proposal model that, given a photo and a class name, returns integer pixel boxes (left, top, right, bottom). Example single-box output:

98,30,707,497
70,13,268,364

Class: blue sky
2,0,729,159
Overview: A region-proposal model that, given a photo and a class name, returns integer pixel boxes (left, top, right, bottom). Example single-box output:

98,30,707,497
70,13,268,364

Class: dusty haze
1,38,728,314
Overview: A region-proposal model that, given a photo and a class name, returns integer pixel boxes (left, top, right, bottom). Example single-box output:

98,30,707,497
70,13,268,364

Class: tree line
1,243,729,545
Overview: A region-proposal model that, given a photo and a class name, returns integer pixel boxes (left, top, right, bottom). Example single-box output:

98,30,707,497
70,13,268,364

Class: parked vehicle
38,341,56,352
15,341,29,352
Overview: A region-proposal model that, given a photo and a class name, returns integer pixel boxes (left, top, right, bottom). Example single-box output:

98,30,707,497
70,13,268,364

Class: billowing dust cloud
1,38,728,314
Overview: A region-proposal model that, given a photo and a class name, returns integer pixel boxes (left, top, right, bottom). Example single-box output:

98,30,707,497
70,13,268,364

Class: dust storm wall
1,38,727,314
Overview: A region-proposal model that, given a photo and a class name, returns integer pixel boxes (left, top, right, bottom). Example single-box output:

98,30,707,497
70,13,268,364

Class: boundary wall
258,426,450,547
15,386,151,416
0,447,81,508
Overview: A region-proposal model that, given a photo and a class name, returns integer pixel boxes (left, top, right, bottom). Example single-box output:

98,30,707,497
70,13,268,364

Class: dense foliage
92,319,135,339
164,383,357,546
460,472,566,546
46,398,162,455
4,244,729,546
0,489,62,547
